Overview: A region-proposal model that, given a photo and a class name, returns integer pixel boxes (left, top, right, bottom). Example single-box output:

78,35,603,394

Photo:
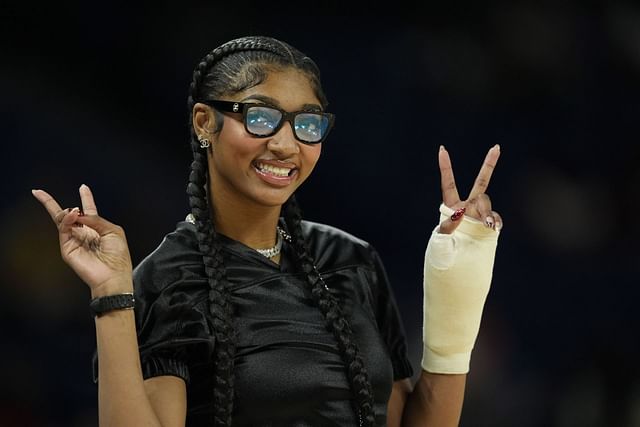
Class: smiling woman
32,35,502,427
194,68,325,209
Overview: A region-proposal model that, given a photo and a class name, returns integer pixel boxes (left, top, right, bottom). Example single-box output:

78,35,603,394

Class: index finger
79,184,99,215
468,144,501,199
438,145,461,206
31,189,64,223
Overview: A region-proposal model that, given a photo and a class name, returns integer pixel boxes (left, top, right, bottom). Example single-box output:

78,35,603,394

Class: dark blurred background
1,2,639,426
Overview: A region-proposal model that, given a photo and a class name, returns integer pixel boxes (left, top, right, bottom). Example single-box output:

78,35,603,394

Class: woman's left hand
437,144,502,234
420,144,502,375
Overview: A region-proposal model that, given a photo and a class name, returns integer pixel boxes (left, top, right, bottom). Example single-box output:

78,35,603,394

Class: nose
266,121,300,158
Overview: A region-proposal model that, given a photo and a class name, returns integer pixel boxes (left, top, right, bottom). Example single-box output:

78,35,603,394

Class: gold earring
198,137,210,149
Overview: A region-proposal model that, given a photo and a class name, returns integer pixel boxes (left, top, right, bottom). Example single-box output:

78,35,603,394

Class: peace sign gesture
421,144,502,376
437,144,502,234
32,185,133,298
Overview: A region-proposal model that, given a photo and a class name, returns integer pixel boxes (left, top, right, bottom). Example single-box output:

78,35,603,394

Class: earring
198,137,210,149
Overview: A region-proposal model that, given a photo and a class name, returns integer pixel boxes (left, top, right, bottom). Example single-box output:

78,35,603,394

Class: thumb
76,214,124,237
438,207,466,235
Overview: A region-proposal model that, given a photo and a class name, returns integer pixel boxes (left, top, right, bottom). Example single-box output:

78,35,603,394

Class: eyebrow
240,94,322,111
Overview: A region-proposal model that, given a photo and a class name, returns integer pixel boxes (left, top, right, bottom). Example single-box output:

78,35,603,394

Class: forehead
236,67,321,110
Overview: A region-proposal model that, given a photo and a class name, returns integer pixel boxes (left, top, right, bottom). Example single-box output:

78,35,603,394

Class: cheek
232,138,260,159
301,145,322,169
217,123,259,162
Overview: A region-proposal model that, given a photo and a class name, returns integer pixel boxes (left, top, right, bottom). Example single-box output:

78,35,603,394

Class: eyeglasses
202,100,335,144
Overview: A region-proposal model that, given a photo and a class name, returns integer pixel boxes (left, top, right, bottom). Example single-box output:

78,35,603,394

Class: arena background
1,3,639,426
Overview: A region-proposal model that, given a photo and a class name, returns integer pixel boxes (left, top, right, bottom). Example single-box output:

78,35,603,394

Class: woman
32,36,501,426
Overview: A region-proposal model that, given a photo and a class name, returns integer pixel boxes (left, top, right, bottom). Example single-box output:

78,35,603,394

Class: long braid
187,150,235,425
187,47,235,423
186,36,376,426
187,37,299,426
283,196,377,427
187,40,269,426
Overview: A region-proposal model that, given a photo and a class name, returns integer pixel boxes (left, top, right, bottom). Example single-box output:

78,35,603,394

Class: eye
295,113,329,142
246,106,282,136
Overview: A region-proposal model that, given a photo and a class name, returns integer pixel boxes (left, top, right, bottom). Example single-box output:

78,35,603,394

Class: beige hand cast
422,145,502,374
32,184,133,298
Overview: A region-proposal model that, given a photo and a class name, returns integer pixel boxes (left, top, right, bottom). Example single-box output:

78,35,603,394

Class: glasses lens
246,106,283,136
294,113,329,143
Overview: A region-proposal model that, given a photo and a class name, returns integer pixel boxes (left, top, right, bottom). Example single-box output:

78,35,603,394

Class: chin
251,190,296,208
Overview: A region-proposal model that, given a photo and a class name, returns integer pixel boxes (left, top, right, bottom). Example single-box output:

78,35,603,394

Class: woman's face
199,67,323,209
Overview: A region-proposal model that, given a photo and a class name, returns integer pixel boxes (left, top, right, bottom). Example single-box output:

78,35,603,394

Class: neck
210,187,282,250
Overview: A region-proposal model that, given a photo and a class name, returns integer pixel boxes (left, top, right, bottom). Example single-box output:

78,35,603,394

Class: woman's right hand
32,184,133,298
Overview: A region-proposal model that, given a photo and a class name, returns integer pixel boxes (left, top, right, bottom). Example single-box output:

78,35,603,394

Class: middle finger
469,144,500,200
79,184,99,216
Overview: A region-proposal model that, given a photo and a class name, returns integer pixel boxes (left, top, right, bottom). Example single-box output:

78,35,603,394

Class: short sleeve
92,226,216,385
92,280,215,385
134,282,215,385
368,247,414,380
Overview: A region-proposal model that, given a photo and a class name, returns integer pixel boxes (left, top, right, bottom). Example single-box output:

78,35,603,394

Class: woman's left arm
388,145,502,426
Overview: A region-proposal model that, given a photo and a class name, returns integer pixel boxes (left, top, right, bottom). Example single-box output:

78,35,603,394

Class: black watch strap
90,293,135,317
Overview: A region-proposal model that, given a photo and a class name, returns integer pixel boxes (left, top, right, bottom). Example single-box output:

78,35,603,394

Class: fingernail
451,208,466,221
485,216,495,228
496,222,502,232
439,145,445,152
78,209,85,217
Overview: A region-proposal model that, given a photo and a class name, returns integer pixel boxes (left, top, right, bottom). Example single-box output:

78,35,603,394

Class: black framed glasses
202,100,335,144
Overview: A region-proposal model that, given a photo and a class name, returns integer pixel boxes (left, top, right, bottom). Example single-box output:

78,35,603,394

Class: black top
94,220,413,426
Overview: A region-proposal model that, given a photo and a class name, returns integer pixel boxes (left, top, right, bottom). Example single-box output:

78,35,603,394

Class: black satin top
95,220,413,426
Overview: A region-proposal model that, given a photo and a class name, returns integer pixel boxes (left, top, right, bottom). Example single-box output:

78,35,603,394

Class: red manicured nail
451,207,466,221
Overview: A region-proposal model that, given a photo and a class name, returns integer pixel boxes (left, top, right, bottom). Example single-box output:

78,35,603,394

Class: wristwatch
89,293,135,317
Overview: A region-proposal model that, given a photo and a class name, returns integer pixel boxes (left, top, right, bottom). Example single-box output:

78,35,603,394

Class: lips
255,161,294,177
252,159,299,186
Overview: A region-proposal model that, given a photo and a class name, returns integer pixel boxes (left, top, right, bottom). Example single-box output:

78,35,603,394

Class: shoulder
132,222,215,369
300,220,378,271
133,221,203,294
301,220,370,248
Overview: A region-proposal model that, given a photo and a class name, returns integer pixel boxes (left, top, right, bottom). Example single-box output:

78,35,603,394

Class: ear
192,102,217,139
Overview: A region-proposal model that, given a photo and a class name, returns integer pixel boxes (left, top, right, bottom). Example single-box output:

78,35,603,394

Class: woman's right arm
95,302,187,427
33,185,186,427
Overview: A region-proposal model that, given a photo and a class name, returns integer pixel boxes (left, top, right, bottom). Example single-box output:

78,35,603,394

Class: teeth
256,162,292,177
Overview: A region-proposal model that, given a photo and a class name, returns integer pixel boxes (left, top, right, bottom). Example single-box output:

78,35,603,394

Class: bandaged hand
421,145,502,374
422,204,499,373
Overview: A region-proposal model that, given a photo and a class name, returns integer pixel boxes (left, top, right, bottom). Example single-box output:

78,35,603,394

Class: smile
255,161,294,177
252,161,299,187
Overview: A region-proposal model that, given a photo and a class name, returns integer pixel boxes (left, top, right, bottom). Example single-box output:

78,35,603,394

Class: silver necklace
255,226,290,258
186,214,291,260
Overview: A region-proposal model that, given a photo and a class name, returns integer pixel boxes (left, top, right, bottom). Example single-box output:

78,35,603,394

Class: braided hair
186,36,376,426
